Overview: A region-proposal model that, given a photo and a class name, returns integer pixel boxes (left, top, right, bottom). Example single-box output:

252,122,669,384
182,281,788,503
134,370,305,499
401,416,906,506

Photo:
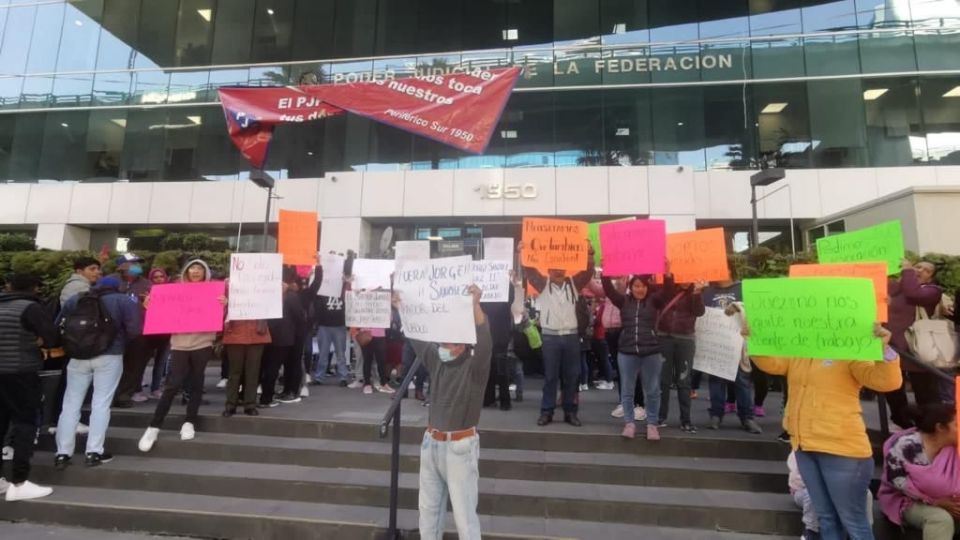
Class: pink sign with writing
143,281,226,335
599,219,666,275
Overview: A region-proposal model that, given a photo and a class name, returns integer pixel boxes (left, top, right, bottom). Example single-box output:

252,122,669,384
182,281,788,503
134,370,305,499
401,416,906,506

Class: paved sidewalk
0,522,196,540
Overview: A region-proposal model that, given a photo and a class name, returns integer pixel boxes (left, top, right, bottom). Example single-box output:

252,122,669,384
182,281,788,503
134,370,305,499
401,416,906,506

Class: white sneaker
180,422,196,441
256,385,262,394
378,385,396,394
5,480,53,501
408,381,416,391
299,385,309,398
578,384,589,392
76,423,89,435
509,384,517,392
131,392,149,403
46,426,57,435
216,378,228,389
138,427,159,452
1,446,13,460
597,381,615,390
611,404,624,418
0,477,9,496
347,381,364,389
634,406,647,421
304,374,313,384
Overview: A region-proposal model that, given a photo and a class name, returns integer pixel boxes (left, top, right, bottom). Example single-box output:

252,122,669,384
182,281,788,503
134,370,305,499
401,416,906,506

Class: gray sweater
411,321,492,432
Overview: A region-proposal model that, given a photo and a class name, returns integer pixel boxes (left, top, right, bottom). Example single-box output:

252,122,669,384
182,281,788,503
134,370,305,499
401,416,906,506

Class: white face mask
438,347,457,363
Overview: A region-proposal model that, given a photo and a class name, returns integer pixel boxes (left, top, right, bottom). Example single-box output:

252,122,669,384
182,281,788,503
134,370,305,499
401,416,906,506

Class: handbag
905,306,958,369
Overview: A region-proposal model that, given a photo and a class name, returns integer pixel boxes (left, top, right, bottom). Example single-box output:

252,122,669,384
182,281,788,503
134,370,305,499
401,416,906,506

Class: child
788,450,820,539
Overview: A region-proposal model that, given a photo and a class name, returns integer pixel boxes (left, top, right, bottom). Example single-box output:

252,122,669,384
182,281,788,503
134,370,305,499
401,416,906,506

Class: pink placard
599,219,666,275
143,281,226,335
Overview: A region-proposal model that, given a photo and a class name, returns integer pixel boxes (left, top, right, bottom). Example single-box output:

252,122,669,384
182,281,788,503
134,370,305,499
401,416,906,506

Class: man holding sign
395,285,490,540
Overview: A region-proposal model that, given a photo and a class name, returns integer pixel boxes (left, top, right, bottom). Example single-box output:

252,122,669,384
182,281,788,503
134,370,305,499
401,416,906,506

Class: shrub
0,233,36,252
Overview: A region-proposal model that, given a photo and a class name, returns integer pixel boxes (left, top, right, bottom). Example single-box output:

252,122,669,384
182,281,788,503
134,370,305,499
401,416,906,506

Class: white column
35,224,92,250
319,217,368,257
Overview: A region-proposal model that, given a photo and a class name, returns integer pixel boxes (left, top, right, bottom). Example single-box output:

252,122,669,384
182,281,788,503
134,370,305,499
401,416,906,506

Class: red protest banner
218,67,521,169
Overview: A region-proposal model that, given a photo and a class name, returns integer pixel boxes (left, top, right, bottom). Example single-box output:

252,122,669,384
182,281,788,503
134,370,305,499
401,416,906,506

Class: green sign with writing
743,277,883,361
588,217,634,265
816,220,904,276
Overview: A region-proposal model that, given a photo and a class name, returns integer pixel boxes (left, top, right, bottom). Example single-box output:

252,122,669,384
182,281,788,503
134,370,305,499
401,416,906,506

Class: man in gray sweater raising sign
397,284,491,540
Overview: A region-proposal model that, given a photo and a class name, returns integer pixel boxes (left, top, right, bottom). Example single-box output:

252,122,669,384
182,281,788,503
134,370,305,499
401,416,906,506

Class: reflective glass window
802,1,860,76
163,108,203,180
122,109,167,180
855,0,917,72
416,0,462,54
749,1,804,78
51,73,94,107
92,71,133,105
0,76,22,109
333,0,377,58
602,87,653,166
20,75,54,108
26,3,65,74
703,84,757,169
280,120,327,178
864,77,926,165
461,0,506,51
367,122,413,171
554,0,600,43
807,79,868,167
87,110,126,180
554,90,603,167
912,0,960,71
920,76,960,164
508,0,553,47
168,70,210,104
376,0,417,55
196,105,242,181
38,111,90,180
57,1,103,72
7,112,44,180
136,1,178,68
651,86,706,170
175,0,214,67
0,7,32,75
754,82,813,168
502,92,555,168
600,0,649,45
290,0,335,61
131,70,170,105
210,0,253,64
252,0,294,63
96,0,141,71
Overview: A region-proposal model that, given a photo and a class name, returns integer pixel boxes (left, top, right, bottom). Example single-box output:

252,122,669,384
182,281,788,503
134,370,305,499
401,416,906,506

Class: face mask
128,265,143,277
438,347,457,363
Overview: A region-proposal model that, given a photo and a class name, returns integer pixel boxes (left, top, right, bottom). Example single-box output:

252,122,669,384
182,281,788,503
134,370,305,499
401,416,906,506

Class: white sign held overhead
351,258,395,291
393,255,477,344
472,260,511,303
227,253,283,320
692,307,744,382
482,237,514,269
318,253,345,297
345,290,392,329
395,240,430,261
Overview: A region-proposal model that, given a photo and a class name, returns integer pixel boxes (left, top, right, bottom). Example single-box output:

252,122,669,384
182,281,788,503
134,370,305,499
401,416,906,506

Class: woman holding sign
743,320,901,540
601,268,676,441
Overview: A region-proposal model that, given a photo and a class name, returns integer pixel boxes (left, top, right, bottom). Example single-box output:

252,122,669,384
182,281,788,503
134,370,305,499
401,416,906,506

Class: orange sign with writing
666,228,730,283
521,217,589,273
789,262,888,322
278,209,318,266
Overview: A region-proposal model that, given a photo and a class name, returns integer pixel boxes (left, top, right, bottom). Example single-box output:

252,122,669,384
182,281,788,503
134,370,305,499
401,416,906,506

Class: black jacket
601,277,675,357
0,292,59,374
267,290,307,347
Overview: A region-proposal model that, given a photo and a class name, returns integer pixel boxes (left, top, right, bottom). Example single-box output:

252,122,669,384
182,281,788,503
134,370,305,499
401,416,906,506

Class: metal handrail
378,354,425,540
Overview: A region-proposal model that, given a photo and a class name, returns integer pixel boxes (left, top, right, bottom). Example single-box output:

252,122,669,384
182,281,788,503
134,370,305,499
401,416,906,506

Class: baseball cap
115,253,143,265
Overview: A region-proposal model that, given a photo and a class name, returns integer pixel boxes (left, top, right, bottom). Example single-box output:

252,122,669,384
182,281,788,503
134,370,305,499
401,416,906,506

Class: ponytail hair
907,403,956,434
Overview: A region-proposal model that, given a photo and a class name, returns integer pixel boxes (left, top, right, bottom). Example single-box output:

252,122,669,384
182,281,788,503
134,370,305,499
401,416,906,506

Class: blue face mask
438,347,457,363
127,265,143,277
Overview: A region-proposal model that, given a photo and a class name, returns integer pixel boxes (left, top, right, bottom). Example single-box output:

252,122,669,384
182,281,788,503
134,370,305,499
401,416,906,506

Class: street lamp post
749,168,786,249
249,169,276,252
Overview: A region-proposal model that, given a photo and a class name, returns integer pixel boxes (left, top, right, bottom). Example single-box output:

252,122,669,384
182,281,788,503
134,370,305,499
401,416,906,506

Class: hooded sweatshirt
60,273,93,305
169,259,219,351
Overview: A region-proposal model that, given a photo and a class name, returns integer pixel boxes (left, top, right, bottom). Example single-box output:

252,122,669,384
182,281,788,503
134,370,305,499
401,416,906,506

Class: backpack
61,291,118,360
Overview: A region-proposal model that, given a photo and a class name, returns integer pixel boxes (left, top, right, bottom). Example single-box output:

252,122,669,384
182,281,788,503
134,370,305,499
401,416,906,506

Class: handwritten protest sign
693,307,744,381
521,218,588,273
144,281,226,335
599,219,665,275
393,255,477,344
227,254,282,320
317,253,345,297
395,241,430,261
473,260,511,303
816,220,904,275
277,209,319,266
588,217,635,265
790,263,888,322
483,237,514,269
351,258,394,290
345,290,392,329
667,228,729,283
743,277,881,361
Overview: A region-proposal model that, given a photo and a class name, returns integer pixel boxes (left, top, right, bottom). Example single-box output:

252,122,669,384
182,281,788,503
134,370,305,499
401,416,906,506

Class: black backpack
573,283,591,339
61,291,118,360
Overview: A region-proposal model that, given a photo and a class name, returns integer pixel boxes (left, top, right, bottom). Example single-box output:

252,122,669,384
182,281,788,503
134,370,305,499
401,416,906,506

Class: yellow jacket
753,355,901,459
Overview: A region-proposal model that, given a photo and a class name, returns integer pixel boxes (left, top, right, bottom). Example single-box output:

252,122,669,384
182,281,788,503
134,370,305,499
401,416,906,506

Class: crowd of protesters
0,247,956,540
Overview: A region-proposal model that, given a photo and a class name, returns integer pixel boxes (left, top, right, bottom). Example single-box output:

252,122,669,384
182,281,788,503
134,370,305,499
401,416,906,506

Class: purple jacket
885,269,942,372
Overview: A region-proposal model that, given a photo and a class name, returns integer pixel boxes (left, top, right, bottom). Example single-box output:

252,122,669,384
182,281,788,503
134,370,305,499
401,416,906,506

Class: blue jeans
795,451,874,540
313,325,348,382
618,352,664,424
540,334,581,415
419,432,481,540
56,354,123,456
709,370,754,421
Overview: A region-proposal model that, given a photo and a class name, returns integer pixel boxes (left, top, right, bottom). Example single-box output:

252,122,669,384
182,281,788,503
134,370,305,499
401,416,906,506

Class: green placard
743,277,883,361
815,220,904,275
589,217,634,265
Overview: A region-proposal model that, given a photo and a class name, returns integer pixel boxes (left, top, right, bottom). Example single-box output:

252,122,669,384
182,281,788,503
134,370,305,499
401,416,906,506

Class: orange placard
666,228,730,284
521,217,589,273
278,209,318,266
789,262,888,322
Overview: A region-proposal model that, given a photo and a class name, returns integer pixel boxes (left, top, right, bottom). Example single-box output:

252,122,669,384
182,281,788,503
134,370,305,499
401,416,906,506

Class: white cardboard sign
483,237,514,270
351,258,394,291
227,253,283,320
393,255,477,344
345,290,392,329
395,240,430,261
692,307,744,382
317,253,345,297
473,260,511,303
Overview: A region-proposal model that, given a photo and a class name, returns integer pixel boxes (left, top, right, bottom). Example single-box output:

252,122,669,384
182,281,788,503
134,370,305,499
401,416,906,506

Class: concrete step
0,486,801,540
37,427,787,493
28,451,799,536
109,410,791,461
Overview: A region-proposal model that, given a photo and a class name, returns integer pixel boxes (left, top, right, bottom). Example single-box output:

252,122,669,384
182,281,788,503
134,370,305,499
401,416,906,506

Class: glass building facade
0,0,958,182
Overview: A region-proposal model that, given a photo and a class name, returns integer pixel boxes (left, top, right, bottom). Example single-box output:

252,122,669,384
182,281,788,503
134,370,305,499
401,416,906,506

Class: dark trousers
751,363,769,407
484,344,511,407
659,335,694,424
362,337,387,386
260,345,290,404
148,338,170,392
541,333,580,415
886,370,943,427
281,337,305,396
44,357,68,428
0,372,41,484
401,339,427,393
225,345,264,410
150,348,212,428
116,336,153,403
591,338,613,382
